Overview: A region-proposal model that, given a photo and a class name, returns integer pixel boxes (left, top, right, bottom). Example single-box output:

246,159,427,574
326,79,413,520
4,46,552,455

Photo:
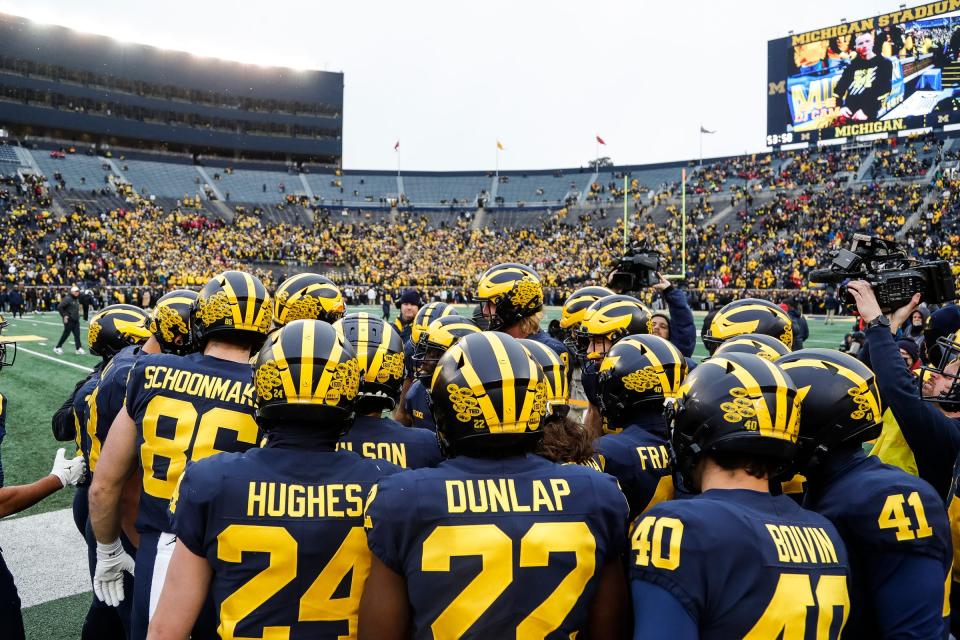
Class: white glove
94,539,136,607
49,448,85,487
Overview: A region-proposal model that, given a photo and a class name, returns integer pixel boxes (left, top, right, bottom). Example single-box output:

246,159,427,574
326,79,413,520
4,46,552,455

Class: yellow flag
496,140,504,150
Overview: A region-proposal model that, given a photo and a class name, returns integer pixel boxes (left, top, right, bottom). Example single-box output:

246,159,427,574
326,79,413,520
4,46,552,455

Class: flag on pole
497,141,504,150
394,140,400,151
595,135,606,145
699,126,716,134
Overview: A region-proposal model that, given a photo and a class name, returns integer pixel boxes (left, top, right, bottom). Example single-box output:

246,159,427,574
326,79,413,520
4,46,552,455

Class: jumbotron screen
767,1,960,146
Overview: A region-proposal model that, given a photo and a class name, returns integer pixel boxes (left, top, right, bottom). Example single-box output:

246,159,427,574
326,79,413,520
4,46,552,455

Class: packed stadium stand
4,128,958,316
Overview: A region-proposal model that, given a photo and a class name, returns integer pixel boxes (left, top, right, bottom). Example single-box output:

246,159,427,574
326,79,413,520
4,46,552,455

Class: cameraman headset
846,280,960,635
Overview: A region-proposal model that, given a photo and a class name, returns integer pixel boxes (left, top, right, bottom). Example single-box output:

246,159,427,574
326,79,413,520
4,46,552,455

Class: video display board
767,2,960,145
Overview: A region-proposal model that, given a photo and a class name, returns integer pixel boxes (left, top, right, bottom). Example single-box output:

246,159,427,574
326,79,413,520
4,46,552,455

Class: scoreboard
767,1,960,146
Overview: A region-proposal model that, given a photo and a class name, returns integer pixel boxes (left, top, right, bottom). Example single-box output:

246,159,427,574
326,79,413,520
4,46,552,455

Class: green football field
0,308,854,639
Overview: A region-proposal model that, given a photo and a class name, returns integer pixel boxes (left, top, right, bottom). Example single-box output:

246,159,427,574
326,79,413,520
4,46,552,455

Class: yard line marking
16,347,94,372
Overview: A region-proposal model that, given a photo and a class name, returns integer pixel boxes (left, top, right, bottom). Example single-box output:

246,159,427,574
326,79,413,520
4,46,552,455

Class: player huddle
0,262,956,640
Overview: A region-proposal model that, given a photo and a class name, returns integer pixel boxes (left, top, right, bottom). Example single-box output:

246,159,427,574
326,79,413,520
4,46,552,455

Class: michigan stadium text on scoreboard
766,0,960,146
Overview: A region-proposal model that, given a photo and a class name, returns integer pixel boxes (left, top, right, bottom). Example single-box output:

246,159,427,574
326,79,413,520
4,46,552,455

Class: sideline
1,507,89,608
16,346,94,373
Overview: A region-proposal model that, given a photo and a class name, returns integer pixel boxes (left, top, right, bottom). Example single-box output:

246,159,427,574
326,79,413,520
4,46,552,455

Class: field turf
0,308,854,639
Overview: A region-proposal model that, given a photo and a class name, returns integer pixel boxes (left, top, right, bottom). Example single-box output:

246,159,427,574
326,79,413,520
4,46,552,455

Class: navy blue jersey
125,352,259,534
82,345,141,474
592,417,674,520
172,445,399,640
403,380,435,431
630,489,851,639
365,453,628,639
71,371,101,474
338,415,442,469
806,451,951,638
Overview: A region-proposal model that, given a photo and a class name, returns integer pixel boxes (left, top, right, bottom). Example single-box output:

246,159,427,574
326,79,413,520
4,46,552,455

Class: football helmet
598,334,687,430
778,349,882,471
410,302,458,346
333,313,406,413
667,352,800,490
193,271,272,349
703,298,793,354
712,333,791,362
273,273,345,327
920,330,960,412
0,314,15,371
518,338,571,419
575,294,652,363
474,263,543,331
253,319,361,431
559,286,614,357
149,290,198,355
88,305,151,359
412,315,481,384
429,332,548,455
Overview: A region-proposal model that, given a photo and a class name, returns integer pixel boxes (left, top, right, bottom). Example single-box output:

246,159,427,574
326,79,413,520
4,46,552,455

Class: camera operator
648,273,697,359
846,281,960,498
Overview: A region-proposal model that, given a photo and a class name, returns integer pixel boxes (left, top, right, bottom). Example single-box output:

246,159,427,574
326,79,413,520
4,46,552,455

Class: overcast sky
0,0,903,171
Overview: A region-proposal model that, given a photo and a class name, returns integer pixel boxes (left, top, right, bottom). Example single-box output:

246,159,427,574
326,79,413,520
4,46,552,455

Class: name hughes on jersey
142,365,255,408
446,478,572,514
246,481,365,519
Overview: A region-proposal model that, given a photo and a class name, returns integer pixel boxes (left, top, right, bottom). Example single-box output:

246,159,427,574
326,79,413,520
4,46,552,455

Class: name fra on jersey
636,445,669,470
446,478,571,514
142,365,255,408
246,481,365,519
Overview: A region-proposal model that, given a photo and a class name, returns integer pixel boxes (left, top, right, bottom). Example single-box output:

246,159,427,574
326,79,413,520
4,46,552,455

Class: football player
272,272,346,328
404,315,482,432
575,294,652,437
148,319,400,639
474,263,568,356
630,353,851,638
701,297,794,354
359,332,629,639
395,302,457,427
74,291,196,638
334,312,442,468
557,286,613,421
712,332,791,361
71,304,153,639
779,349,951,638
90,271,271,640
594,335,687,519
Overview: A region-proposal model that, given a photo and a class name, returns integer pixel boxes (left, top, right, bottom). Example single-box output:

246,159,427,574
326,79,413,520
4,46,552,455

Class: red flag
596,135,606,145
394,140,400,151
